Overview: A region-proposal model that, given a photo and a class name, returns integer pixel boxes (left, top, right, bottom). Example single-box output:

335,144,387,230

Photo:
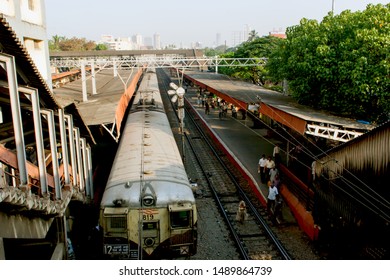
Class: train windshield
170,210,190,228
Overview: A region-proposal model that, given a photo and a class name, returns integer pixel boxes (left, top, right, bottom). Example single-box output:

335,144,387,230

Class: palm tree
247,30,259,42
49,35,65,51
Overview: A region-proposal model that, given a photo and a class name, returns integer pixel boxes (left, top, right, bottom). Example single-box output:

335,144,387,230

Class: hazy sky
45,0,389,47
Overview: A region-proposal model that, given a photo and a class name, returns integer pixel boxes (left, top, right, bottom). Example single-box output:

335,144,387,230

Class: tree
95,43,108,51
58,37,96,51
49,36,97,51
48,35,66,51
218,36,283,85
247,30,259,42
267,4,390,123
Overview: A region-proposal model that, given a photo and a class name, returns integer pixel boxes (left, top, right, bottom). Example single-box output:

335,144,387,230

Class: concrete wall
0,0,52,89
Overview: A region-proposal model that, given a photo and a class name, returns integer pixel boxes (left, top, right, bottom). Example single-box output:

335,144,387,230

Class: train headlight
144,237,155,247
142,194,155,206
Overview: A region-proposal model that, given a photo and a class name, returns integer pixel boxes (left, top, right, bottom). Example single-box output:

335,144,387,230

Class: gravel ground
162,71,321,260
184,153,320,260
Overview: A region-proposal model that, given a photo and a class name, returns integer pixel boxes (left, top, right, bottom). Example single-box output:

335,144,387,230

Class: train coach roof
101,109,193,207
101,180,195,207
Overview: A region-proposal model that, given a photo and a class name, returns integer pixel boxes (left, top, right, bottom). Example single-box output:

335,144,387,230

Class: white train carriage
99,69,197,259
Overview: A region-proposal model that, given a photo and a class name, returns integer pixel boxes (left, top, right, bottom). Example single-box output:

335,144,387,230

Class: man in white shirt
265,156,275,182
258,154,267,183
267,183,279,217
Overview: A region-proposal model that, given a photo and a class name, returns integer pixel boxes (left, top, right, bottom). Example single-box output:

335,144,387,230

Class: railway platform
183,83,300,227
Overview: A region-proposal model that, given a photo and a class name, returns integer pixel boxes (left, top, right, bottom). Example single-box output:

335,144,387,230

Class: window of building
23,38,43,52
28,0,35,11
34,39,42,50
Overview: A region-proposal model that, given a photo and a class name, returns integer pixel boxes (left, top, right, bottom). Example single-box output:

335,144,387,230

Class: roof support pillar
81,60,88,102
41,109,61,200
86,145,93,199
113,58,118,77
91,61,97,95
80,138,90,198
0,53,28,187
74,128,85,192
18,86,48,195
65,114,78,187
58,109,70,185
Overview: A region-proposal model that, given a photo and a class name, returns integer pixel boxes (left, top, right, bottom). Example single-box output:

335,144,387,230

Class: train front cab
101,203,197,259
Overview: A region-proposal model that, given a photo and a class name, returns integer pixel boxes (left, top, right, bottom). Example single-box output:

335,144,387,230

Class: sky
44,0,389,48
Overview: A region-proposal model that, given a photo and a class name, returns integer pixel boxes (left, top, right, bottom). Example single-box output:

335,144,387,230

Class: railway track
157,69,291,260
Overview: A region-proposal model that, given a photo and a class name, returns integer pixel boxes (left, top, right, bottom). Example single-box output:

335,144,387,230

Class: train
99,68,197,259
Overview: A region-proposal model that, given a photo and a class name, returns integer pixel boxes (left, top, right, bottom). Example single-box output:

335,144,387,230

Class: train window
143,222,157,231
170,211,190,228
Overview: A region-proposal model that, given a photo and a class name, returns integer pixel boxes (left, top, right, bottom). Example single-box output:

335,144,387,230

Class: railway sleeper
238,233,265,238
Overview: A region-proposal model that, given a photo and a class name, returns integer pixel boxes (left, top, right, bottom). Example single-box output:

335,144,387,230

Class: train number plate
104,244,129,255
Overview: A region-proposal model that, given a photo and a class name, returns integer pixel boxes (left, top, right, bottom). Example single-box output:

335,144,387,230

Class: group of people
236,145,284,225
197,91,242,119
258,145,283,221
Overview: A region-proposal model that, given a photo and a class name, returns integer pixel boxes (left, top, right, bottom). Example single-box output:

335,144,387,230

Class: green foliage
267,4,390,123
48,35,97,51
218,35,283,85
48,35,66,51
204,46,227,57
95,43,108,51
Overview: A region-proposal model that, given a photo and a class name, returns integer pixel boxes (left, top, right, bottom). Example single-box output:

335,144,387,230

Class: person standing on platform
232,106,237,118
267,181,279,218
273,174,281,191
241,110,246,120
258,154,267,184
196,92,201,107
265,156,275,182
273,144,281,165
205,101,210,115
269,166,279,186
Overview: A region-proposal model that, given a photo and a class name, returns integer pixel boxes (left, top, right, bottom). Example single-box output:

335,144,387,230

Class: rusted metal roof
184,70,375,135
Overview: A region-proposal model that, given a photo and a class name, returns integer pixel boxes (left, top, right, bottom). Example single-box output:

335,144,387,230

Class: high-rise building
143,37,153,49
100,35,134,50
153,33,161,50
0,0,52,89
132,34,143,50
243,24,250,42
216,33,221,47
231,24,251,47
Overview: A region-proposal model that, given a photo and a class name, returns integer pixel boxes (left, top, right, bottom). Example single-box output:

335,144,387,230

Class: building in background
216,33,221,47
132,34,143,50
153,33,161,50
269,30,287,39
143,36,153,49
99,35,135,50
0,0,52,89
231,24,251,47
